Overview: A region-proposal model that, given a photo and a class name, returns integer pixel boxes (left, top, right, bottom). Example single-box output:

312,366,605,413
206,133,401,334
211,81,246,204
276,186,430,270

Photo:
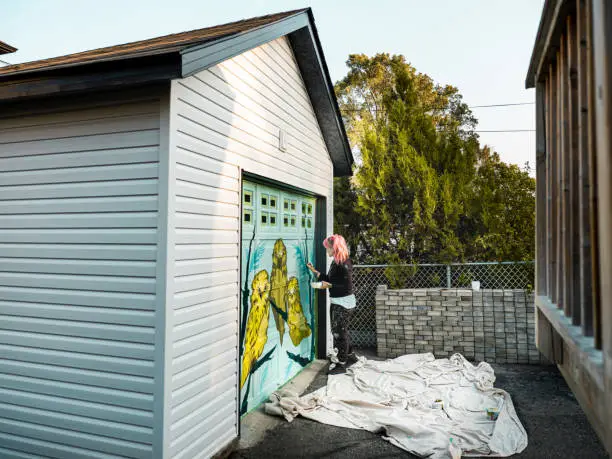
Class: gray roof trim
181,10,353,176
181,12,309,76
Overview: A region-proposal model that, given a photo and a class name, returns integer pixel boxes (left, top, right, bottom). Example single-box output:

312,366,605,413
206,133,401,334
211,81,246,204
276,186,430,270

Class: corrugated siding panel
0,98,160,458
169,36,334,458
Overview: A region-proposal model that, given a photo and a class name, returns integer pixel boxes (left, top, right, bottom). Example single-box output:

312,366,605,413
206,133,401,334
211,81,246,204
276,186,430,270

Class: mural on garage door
240,180,316,415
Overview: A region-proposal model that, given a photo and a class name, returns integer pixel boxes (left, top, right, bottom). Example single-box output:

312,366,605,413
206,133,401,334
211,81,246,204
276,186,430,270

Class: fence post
446,265,451,288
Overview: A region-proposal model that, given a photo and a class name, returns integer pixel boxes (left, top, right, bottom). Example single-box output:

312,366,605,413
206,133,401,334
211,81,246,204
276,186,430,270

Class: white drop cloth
265,353,528,458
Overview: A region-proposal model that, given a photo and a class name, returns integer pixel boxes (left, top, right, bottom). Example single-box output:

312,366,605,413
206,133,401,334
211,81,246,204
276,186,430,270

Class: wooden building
526,0,612,454
0,9,352,458
0,40,17,67
0,41,16,55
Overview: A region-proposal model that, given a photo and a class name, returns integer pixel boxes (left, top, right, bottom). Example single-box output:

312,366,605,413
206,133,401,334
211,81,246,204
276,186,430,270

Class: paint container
471,281,481,291
311,281,331,289
486,407,500,421
431,399,444,410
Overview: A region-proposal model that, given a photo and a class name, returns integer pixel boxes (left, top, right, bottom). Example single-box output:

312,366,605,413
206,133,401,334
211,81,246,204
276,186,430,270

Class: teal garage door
239,180,316,415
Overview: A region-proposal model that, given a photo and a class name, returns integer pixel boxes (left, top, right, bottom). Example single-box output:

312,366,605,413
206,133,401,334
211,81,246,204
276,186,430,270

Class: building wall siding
167,36,334,458
0,95,161,458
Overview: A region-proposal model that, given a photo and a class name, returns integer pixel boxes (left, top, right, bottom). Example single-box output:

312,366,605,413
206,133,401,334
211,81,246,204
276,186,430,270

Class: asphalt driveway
231,362,607,459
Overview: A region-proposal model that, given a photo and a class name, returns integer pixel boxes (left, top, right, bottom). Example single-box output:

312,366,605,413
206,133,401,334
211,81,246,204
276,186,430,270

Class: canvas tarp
265,353,528,458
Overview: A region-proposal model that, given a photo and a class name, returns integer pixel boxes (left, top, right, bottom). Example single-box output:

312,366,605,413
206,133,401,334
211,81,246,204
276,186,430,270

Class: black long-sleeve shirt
318,259,354,298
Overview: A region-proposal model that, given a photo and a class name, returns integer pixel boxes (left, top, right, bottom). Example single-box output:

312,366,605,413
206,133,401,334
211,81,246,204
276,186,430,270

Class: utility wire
340,102,536,132
469,102,535,108
340,102,535,112
475,129,535,133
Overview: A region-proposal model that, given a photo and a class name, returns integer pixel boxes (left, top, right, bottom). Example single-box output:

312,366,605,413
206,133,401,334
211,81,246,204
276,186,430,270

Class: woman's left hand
320,281,332,289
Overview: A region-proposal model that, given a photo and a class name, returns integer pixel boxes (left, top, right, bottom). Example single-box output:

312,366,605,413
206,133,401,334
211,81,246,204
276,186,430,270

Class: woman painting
307,234,358,374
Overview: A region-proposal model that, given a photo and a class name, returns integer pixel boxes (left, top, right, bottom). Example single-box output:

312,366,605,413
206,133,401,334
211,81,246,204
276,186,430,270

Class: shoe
328,363,346,375
346,353,359,366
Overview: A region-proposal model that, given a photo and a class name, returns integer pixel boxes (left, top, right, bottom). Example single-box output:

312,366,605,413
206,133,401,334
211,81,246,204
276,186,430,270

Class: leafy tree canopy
333,54,535,264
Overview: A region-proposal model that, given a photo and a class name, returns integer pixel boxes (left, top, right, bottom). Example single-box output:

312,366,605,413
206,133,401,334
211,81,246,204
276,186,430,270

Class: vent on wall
279,128,288,152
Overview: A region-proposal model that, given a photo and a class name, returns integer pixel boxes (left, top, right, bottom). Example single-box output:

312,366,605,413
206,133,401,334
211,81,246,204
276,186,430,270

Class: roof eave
0,46,185,79
303,8,354,176
525,0,573,89
0,53,181,102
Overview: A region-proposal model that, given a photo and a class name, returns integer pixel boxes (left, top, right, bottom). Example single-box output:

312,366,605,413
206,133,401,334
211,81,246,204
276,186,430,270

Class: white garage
0,9,352,458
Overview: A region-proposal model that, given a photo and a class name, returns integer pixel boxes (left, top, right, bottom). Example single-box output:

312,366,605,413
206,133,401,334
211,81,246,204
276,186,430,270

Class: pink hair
323,234,349,264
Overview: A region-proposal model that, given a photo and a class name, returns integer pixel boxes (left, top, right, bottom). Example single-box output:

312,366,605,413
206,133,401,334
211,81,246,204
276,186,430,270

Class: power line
475,129,535,133
340,102,535,112
469,102,535,108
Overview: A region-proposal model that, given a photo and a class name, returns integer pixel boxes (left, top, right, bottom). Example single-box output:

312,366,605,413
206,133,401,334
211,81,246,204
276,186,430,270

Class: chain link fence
350,262,535,349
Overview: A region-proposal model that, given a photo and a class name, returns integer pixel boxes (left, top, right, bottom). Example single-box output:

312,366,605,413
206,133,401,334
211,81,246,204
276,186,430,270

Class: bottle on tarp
449,438,462,459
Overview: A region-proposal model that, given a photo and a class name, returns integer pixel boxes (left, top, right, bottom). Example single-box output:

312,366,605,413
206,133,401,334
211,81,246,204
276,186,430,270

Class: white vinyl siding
167,36,334,458
0,96,161,458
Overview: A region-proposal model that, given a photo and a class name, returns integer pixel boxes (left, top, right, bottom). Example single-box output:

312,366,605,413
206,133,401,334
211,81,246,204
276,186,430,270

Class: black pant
331,304,353,362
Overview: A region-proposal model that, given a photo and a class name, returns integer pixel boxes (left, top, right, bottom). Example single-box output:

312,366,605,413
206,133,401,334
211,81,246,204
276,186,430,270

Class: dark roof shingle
0,9,305,76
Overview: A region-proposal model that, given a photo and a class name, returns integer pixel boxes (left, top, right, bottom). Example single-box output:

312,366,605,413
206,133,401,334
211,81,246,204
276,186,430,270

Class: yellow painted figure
286,277,311,346
270,239,288,344
241,270,271,389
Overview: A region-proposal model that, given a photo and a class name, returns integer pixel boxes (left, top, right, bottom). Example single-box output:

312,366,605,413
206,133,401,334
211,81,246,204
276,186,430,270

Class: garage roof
0,9,353,176
0,10,300,76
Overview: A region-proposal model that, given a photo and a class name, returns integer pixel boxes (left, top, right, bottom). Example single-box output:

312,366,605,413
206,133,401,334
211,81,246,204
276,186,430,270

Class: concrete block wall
375,286,549,364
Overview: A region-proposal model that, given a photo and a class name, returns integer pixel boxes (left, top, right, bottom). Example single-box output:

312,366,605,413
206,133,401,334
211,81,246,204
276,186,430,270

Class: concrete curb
238,359,328,450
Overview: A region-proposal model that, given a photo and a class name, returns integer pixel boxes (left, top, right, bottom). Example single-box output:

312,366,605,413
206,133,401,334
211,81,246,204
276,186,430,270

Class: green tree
465,147,536,261
336,53,479,264
334,53,535,264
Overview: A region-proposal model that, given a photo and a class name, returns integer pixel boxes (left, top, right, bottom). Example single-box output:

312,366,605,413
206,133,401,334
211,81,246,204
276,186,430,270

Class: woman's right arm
318,263,339,283
307,262,331,282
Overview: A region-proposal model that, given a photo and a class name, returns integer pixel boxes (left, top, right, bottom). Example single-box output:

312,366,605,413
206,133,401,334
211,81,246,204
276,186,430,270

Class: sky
1,0,544,173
